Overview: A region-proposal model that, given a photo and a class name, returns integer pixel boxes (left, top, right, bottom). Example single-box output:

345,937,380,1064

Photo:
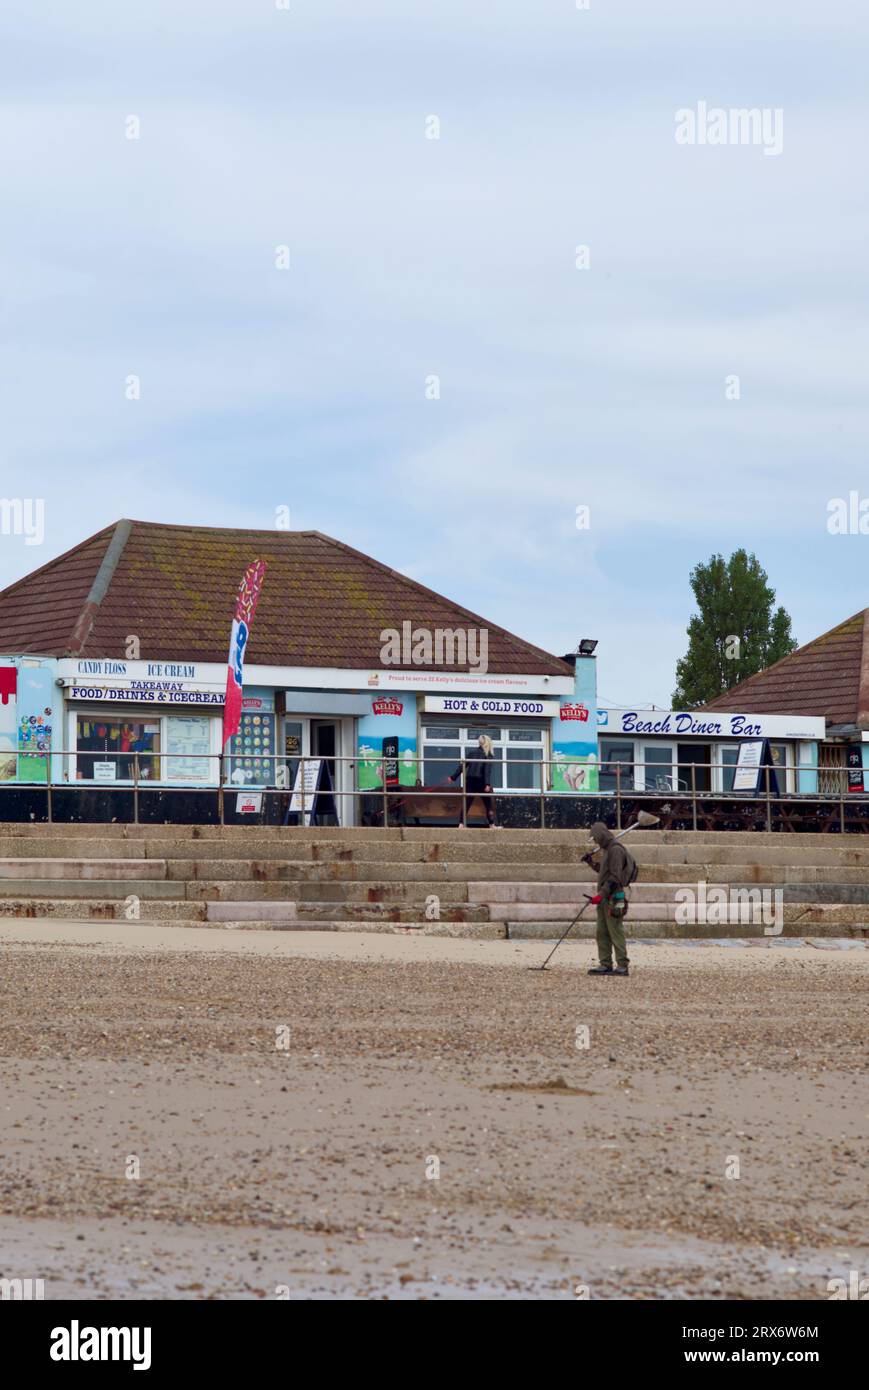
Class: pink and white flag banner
222,560,267,748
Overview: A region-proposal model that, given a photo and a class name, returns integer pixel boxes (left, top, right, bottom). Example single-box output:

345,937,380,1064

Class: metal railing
0,750,861,830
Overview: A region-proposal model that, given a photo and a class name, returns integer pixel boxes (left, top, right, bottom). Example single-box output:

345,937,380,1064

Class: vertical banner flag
222,560,267,748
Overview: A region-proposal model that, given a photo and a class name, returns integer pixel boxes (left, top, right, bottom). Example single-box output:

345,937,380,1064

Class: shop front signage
65,682,224,706
847,748,864,792
258,666,572,696
598,709,825,741
73,660,201,679
371,698,403,716
559,702,589,722
423,695,561,718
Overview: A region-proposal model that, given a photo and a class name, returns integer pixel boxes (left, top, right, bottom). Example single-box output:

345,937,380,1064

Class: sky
1,0,867,706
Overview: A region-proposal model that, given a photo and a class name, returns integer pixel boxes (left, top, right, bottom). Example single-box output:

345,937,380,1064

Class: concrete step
490,902,869,925
2,852,869,887
471,881,869,905
0,898,204,921
184,880,472,903
206,920,508,937
0,878,185,900
3,822,869,847
145,862,869,887
294,903,489,922
0,858,165,880
1,828,867,861
206,901,296,923
204,901,488,924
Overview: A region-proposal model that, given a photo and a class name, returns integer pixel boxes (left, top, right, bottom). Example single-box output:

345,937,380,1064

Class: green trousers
596,901,629,968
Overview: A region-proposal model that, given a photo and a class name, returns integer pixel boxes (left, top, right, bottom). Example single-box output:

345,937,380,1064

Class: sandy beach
0,923,866,1299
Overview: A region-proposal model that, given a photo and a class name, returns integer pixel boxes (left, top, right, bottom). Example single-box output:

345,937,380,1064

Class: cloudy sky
2,1,867,705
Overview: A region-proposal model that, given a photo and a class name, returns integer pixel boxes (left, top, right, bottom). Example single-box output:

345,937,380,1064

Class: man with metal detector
584,821,637,977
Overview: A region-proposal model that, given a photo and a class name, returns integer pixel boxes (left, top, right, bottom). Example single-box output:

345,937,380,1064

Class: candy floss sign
222,560,267,748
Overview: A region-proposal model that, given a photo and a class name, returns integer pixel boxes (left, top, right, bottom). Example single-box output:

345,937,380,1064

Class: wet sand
0,923,866,1299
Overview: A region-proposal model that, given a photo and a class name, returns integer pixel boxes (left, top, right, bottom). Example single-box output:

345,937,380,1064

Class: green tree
672,550,797,708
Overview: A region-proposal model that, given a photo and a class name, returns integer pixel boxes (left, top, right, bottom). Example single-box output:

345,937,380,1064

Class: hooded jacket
589,822,634,898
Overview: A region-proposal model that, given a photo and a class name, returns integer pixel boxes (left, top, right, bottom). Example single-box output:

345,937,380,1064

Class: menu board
288,759,335,824
165,715,212,783
731,740,764,792
229,711,276,786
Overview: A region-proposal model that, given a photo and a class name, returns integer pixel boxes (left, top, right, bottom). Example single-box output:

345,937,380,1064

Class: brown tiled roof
704,609,869,727
0,520,571,677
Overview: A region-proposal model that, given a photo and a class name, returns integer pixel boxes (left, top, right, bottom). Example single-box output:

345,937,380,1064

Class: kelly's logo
560,702,589,722
372,698,403,717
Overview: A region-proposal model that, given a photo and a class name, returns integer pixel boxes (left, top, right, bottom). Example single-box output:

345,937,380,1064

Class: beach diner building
596,608,869,798
0,520,598,822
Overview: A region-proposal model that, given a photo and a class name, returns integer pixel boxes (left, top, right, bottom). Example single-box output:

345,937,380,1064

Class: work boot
587,964,613,975
612,965,630,976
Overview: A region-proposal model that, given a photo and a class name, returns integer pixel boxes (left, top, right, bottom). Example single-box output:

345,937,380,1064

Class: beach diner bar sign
597,709,825,742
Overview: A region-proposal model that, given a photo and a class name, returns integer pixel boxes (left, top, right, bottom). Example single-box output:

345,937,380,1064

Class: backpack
621,846,638,887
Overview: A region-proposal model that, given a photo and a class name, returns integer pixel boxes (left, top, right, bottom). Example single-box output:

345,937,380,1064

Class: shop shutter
817,743,846,795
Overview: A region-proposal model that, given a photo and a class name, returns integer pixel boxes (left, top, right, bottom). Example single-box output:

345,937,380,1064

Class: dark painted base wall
2,786,868,832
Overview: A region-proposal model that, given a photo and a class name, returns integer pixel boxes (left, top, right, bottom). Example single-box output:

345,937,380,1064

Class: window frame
419,720,549,792
71,707,223,785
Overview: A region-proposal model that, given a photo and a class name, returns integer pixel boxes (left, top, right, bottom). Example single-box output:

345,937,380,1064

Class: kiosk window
421,723,547,790
599,740,635,792
76,717,161,781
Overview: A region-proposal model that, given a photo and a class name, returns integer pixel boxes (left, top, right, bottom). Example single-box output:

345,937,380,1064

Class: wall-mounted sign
382,735,399,788
228,710,275,786
236,792,262,814
0,667,17,705
93,761,116,782
65,683,224,706
372,698,403,717
71,660,201,680
847,748,864,792
423,696,560,718
559,702,589,722
165,716,213,782
598,709,825,741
